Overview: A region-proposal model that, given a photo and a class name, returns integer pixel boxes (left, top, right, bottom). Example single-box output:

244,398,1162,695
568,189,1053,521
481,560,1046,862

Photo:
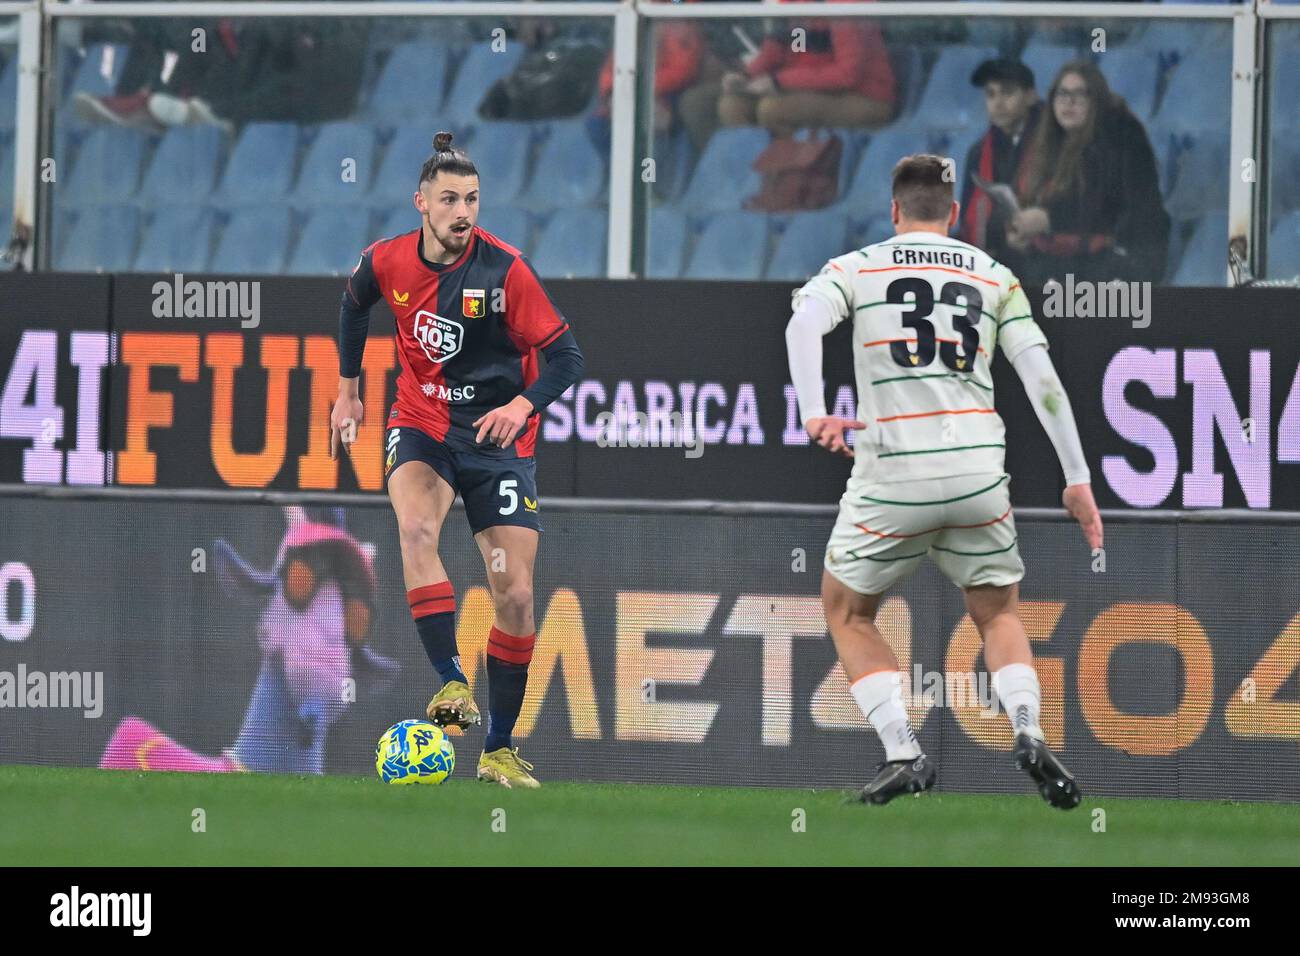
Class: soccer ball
375,719,455,785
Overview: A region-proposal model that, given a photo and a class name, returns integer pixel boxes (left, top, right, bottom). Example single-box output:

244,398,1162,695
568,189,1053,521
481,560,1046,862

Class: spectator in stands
1008,60,1170,285
713,0,896,138
958,58,1041,266
74,17,366,133
594,20,703,136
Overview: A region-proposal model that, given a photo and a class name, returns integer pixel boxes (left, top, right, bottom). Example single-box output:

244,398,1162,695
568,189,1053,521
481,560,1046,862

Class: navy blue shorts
384,426,541,536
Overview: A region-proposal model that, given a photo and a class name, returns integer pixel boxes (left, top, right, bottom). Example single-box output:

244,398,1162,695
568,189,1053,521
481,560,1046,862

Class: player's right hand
1063,483,1103,551
805,416,866,458
330,393,364,460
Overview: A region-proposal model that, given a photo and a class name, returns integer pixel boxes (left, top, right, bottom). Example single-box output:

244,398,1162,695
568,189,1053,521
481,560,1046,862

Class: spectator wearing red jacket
717,0,896,136
596,21,703,133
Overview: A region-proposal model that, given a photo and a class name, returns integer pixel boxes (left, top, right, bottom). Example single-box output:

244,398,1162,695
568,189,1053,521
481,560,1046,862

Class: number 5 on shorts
498,478,518,515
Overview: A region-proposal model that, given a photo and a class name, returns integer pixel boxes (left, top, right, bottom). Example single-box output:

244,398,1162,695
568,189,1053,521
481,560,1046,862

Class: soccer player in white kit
786,155,1103,807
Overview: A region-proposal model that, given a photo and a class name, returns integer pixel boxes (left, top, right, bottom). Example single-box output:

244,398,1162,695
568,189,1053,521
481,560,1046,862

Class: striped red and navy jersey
341,226,572,458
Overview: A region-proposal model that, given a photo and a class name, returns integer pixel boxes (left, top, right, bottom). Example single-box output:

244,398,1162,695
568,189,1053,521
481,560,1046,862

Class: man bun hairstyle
419,130,478,186
891,153,954,223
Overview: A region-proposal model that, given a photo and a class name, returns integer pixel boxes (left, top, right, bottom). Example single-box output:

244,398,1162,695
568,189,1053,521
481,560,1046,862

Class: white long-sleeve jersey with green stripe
787,230,1085,486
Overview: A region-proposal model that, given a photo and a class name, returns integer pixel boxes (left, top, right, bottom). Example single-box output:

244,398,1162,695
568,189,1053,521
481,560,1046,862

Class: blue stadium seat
0,57,17,134
833,125,934,224
440,44,525,127
766,210,851,281
365,41,452,129
1151,52,1232,133
1171,212,1227,285
1163,131,1229,223
531,207,606,278
54,204,141,272
679,126,768,214
59,127,150,206
209,206,293,274
476,206,531,252
1099,47,1161,120
133,206,216,272
370,125,439,209
376,205,418,240
890,46,926,119
519,121,606,209
1270,135,1300,216
135,125,227,208
211,122,300,207
1267,210,1300,279
852,216,896,248
1019,43,1080,94
292,121,379,207
912,47,1000,134
684,211,768,280
62,43,129,103
465,122,534,203
647,206,688,279
286,208,372,276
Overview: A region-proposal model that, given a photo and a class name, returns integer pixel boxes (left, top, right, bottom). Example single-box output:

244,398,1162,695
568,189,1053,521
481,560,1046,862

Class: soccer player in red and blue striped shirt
331,131,584,788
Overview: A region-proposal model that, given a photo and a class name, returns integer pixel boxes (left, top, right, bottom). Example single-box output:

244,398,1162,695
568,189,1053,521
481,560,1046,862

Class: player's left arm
474,257,585,448
999,279,1103,548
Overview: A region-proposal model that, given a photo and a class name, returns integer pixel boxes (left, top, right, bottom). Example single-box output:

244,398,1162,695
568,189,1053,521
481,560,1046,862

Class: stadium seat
286,208,372,276
54,204,141,272
365,41,452,129
1098,47,1161,120
519,120,606,210
1163,132,1229,223
1151,52,1232,133
0,57,16,134
292,121,379,207
209,206,293,274
135,125,227,208
370,125,440,209
1270,135,1300,217
58,126,150,207
890,46,926,119
833,125,934,225
912,47,1000,134
133,206,217,273
61,43,129,104
464,122,534,203
211,122,300,207
679,126,768,214
376,205,418,241
1267,210,1300,279
646,205,688,279
439,43,525,127
766,210,851,281
531,207,606,278
683,211,769,280
1170,211,1227,285
1018,42,1081,94
476,206,531,252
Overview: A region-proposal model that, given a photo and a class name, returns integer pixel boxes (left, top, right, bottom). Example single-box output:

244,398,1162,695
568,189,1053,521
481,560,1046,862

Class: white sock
993,663,1044,741
850,670,922,761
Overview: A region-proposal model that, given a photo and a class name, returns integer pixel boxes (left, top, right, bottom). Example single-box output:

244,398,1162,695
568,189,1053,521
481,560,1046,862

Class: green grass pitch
2,765,1297,866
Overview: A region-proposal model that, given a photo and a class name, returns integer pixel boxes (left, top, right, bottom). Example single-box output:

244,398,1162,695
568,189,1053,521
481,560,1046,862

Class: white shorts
823,472,1025,595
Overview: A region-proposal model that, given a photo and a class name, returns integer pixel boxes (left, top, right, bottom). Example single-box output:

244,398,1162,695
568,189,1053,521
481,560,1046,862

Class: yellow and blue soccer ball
376,719,455,785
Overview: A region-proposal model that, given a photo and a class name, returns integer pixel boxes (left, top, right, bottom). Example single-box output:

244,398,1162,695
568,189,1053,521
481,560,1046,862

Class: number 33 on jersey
793,232,1049,484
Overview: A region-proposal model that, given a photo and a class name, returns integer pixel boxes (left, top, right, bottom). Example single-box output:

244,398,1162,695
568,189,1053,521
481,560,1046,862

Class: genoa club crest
463,288,486,319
